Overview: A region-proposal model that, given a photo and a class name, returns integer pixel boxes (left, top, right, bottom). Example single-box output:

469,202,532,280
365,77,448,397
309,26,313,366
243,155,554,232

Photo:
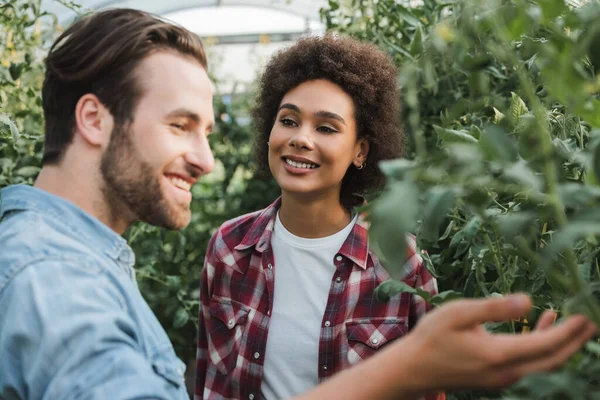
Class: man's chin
142,207,191,231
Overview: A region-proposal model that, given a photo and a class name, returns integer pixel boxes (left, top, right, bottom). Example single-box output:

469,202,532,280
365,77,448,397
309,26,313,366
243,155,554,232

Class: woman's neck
278,191,352,238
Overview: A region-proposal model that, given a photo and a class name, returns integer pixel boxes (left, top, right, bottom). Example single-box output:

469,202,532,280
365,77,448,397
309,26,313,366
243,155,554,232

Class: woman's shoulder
214,209,263,238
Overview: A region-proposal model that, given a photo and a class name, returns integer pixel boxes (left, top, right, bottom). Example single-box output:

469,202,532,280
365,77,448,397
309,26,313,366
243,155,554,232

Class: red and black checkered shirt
195,198,443,400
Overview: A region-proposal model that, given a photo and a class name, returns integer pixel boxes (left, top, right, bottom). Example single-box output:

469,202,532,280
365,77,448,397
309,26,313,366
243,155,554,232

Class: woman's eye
317,126,337,133
280,118,297,127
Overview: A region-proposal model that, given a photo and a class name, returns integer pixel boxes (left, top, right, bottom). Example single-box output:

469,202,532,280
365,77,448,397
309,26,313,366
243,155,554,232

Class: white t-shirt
260,212,358,400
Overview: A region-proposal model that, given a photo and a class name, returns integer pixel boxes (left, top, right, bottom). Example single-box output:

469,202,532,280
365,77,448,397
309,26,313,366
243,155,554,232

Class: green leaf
433,125,478,144
543,220,600,261
173,308,190,329
14,166,40,178
585,340,600,356
558,183,600,208
378,159,416,180
539,0,567,22
375,279,461,305
166,275,182,290
370,182,419,271
462,53,493,71
376,280,418,302
428,290,463,306
409,25,424,56
9,62,23,81
579,263,592,282
0,113,20,141
479,125,518,162
496,212,535,240
439,219,455,241
493,107,505,124
420,187,456,241
449,216,482,257
509,92,529,125
502,160,542,191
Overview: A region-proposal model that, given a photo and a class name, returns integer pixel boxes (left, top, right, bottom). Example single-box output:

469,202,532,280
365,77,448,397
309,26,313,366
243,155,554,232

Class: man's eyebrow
166,108,200,123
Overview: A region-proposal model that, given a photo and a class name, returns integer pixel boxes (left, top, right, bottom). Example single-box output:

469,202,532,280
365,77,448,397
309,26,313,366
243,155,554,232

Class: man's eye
171,123,186,130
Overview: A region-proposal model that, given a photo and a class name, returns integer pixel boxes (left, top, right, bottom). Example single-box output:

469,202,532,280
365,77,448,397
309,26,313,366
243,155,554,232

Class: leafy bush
323,0,600,398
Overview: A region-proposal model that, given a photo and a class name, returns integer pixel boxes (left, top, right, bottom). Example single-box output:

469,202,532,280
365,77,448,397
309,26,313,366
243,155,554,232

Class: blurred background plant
323,0,600,398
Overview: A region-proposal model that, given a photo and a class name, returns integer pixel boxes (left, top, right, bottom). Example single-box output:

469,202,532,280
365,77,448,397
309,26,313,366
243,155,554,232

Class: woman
195,34,442,400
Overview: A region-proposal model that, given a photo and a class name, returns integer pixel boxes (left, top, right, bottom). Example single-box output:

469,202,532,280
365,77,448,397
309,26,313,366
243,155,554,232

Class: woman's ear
354,139,370,168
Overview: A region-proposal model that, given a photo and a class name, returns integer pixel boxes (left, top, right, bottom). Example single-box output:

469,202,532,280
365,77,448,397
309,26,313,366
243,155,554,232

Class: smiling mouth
166,175,192,191
283,157,319,169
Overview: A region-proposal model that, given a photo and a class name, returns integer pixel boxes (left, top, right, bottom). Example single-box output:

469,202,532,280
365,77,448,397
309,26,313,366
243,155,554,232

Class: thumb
446,294,532,329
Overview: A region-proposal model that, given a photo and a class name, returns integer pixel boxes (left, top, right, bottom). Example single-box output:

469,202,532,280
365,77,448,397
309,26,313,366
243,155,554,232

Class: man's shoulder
0,210,100,294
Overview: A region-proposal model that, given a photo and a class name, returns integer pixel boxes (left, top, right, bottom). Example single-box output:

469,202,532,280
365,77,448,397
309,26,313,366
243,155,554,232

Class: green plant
323,0,600,398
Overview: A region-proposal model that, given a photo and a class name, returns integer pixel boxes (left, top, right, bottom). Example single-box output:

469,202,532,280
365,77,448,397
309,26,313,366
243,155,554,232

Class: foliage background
321,0,600,398
3,0,600,398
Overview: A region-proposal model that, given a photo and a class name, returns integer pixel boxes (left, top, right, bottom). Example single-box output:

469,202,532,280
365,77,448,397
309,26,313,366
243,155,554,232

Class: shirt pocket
207,296,250,375
150,342,187,391
345,317,408,366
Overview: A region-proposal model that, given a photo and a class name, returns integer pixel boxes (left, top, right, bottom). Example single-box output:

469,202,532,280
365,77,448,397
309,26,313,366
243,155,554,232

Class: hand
406,294,596,393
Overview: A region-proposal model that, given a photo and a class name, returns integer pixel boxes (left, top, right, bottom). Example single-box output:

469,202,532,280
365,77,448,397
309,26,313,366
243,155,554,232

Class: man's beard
100,123,190,230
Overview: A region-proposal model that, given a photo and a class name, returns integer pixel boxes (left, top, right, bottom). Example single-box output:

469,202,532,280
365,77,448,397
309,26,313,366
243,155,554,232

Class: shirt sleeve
194,232,217,399
0,258,178,400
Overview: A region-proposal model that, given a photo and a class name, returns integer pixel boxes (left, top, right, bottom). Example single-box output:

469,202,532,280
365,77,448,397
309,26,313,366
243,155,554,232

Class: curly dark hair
251,34,404,209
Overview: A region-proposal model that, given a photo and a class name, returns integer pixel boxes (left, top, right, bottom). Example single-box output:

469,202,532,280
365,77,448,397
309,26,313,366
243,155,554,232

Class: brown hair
42,8,207,164
251,34,404,209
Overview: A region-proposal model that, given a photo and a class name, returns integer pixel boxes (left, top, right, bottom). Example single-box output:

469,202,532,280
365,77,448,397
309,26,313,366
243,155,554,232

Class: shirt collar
0,184,134,268
233,197,370,269
234,197,280,253
338,213,370,270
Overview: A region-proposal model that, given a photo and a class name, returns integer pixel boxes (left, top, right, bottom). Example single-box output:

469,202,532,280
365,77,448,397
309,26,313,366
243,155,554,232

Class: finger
446,294,532,329
490,315,590,366
477,321,596,390
534,310,557,331
510,321,597,377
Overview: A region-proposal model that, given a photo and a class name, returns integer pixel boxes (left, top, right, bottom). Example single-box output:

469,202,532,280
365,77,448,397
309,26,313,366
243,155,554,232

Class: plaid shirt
195,198,443,400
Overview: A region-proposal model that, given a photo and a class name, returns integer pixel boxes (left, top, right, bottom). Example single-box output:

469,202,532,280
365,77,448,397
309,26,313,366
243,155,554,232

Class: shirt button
228,318,235,328
322,365,328,371
371,338,379,345
335,255,343,262
335,276,342,283
268,263,273,270
249,394,255,400
254,352,260,359
267,310,271,316
324,321,331,327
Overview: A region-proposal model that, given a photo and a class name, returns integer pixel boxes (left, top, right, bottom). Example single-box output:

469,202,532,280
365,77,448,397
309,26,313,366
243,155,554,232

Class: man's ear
353,139,370,168
74,94,113,147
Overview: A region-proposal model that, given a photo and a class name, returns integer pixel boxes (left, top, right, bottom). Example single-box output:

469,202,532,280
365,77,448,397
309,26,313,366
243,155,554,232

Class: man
0,8,595,400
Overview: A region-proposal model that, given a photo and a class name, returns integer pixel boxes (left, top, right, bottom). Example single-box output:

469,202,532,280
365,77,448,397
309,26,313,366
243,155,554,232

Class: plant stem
485,232,515,333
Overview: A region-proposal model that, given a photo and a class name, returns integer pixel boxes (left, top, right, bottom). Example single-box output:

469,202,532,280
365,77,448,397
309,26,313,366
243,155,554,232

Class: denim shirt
0,185,188,400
